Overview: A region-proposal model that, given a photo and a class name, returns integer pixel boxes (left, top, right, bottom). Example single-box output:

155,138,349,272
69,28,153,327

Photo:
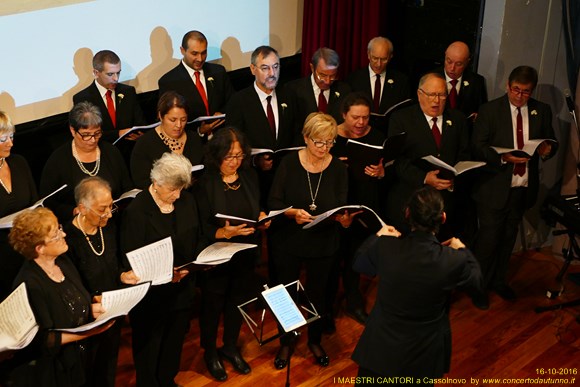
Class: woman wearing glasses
0,111,38,301
130,91,203,189
40,102,133,222
195,127,269,381
64,177,138,387
7,207,113,387
268,113,353,369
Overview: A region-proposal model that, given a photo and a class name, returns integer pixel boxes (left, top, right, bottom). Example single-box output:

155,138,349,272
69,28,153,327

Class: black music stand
238,280,320,387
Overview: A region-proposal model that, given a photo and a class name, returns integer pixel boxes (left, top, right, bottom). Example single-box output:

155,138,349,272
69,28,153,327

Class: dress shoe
274,345,291,370
346,307,368,325
471,292,490,310
204,352,227,381
218,347,251,375
493,284,517,301
307,343,330,367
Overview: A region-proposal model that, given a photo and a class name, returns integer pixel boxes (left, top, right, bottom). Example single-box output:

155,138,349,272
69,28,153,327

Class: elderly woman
130,91,203,189
64,177,138,387
268,112,352,369
40,102,133,222
0,111,38,300
121,152,204,387
7,207,113,387
195,127,269,381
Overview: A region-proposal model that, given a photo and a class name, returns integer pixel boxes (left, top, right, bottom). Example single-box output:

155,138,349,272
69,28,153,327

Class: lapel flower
117,93,124,102
446,120,452,126
281,103,288,111
463,80,469,87
387,79,394,84
531,110,538,116
207,77,214,86
335,91,340,98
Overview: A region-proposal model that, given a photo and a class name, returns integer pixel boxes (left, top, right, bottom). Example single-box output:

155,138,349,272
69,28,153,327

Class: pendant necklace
0,158,10,193
306,154,324,212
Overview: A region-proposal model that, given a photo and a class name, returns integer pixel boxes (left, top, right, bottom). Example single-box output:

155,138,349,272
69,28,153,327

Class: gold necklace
221,171,240,191
37,260,65,283
76,214,105,256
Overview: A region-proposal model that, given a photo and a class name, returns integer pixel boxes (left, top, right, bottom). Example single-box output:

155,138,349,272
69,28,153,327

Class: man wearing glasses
471,66,557,308
286,47,351,126
386,73,469,240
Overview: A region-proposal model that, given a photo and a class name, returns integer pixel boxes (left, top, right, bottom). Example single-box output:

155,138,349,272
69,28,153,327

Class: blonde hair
0,111,15,136
9,208,58,260
302,112,337,140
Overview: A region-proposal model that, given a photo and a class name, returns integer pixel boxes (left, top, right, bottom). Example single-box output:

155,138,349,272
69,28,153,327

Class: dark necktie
318,90,327,113
431,117,441,149
105,90,116,128
194,71,209,115
373,74,381,113
449,79,458,109
514,107,525,176
266,95,276,139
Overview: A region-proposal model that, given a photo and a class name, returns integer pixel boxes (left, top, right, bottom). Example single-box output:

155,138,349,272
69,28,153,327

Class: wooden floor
115,247,580,386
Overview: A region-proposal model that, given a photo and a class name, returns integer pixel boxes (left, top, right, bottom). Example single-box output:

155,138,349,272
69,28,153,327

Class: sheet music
126,237,174,285
113,188,142,203
193,242,257,266
215,207,292,226
303,204,386,230
0,283,39,352
191,164,204,173
112,122,159,145
55,282,151,333
188,114,225,124
0,184,67,229
262,284,307,333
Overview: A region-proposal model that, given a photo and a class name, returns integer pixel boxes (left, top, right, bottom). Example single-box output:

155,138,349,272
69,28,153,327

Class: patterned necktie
105,90,116,128
431,117,441,149
514,107,526,176
318,90,328,113
448,79,458,109
373,74,381,113
266,95,276,139
194,71,209,115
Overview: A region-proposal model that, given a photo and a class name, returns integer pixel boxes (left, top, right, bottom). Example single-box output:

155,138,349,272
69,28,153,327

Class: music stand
238,280,320,387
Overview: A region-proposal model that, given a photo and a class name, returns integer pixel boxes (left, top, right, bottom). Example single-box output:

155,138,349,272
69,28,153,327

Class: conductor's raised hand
376,224,401,238
441,237,466,250
425,170,453,190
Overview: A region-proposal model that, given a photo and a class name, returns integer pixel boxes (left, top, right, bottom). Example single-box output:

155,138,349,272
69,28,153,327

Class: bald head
444,41,470,80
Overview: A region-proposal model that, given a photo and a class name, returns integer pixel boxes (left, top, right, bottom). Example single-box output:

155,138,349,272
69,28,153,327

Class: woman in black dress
195,127,269,381
7,207,113,387
40,102,133,222
0,112,38,301
64,177,138,387
130,91,203,189
121,152,204,387
268,112,354,369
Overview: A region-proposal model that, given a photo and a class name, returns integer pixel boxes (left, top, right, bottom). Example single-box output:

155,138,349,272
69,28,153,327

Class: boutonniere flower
207,77,214,85
446,120,452,126
463,81,469,87
117,93,124,102
531,110,538,116
387,79,394,84
281,103,288,111
335,91,340,98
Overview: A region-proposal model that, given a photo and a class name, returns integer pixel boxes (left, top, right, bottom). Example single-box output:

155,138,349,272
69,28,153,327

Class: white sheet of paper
0,184,67,229
0,283,39,352
262,284,307,333
113,188,142,203
194,242,257,265
126,237,174,285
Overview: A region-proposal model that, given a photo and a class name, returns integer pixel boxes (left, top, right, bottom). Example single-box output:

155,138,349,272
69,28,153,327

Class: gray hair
0,111,15,137
150,152,192,188
69,101,102,131
251,45,279,65
311,47,340,68
74,176,112,207
418,72,446,88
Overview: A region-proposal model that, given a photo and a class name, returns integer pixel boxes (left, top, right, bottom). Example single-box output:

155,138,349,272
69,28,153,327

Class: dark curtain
301,0,382,78
563,0,580,93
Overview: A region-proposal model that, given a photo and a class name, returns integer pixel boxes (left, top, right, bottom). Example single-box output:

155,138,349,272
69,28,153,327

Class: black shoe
308,343,329,367
218,347,251,375
472,292,490,310
274,345,291,370
493,284,517,301
204,352,227,381
346,308,368,324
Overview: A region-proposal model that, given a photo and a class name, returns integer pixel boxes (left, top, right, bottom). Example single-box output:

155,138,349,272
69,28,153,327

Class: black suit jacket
158,62,233,120
73,82,146,144
225,84,299,150
347,66,410,111
285,76,351,126
472,95,557,209
434,67,488,119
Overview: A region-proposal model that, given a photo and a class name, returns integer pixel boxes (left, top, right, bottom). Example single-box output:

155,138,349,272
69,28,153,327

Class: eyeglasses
314,70,337,83
369,55,389,64
88,203,118,219
47,224,64,243
419,89,448,100
76,130,103,141
0,133,14,143
223,153,246,162
509,86,532,97
310,138,335,148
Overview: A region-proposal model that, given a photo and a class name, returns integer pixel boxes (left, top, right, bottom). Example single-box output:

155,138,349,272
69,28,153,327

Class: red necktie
266,96,276,139
373,74,381,113
449,79,458,109
105,90,116,128
318,91,328,113
431,117,441,149
514,107,525,176
194,71,209,115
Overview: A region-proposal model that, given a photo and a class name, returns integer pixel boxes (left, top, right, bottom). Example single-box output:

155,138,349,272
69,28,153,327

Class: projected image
0,0,93,17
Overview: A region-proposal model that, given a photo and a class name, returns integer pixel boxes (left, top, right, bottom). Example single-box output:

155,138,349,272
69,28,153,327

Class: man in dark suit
386,73,469,238
285,47,351,126
347,36,411,134
472,66,557,306
158,30,233,138
73,50,146,149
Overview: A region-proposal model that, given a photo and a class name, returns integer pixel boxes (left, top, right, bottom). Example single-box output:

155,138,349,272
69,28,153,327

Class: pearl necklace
71,141,101,176
149,185,174,213
76,214,105,256
0,158,9,194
